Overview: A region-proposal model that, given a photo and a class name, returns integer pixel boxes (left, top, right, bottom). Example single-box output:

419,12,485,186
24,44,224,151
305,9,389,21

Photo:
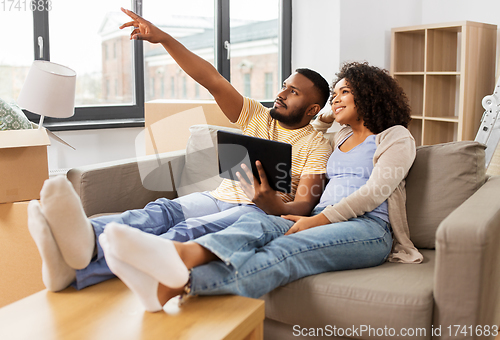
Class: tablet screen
217,130,292,193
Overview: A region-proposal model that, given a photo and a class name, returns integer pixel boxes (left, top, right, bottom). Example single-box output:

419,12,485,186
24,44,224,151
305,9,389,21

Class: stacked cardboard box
0,128,50,204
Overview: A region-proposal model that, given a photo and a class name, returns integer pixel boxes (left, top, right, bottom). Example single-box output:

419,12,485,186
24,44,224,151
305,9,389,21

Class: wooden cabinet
390,22,497,146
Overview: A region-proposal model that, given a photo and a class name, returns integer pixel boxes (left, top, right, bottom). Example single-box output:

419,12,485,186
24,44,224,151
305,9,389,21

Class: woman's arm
311,111,334,134
282,213,330,235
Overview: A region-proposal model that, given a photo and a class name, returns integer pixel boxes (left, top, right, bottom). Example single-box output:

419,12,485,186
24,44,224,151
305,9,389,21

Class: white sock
103,222,189,289
99,233,163,313
40,175,95,269
28,200,76,292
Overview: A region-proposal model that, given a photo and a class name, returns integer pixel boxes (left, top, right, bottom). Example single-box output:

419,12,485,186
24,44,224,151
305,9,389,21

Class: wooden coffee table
0,278,265,340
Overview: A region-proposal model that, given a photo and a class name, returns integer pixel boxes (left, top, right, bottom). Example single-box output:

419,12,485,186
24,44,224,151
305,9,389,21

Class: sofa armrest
67,150,186,217
434,175,500,336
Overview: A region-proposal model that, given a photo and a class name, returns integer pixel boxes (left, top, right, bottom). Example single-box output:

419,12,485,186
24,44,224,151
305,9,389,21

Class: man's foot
28,200,76,291
40,176,95,269
102,222,189,289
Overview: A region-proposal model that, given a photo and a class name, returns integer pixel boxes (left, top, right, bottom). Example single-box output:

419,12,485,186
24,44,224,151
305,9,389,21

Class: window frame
24,0,291,131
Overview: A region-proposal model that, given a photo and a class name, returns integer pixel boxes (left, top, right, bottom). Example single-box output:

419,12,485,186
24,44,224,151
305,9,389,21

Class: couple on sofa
28,8,422,312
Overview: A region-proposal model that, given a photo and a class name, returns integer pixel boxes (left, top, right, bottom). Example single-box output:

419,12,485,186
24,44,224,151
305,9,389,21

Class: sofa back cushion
177,124,242,196
405,141,486,249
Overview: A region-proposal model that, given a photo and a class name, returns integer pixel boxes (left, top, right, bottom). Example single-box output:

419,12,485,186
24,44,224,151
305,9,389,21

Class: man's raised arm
120,8,243,123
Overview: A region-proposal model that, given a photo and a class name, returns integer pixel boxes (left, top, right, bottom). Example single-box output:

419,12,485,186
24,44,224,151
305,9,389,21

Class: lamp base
38,115,45,129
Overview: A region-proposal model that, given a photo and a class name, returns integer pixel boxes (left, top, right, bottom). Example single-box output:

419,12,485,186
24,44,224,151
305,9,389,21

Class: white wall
421,0,499,25
292,0,500,71
49,0,500,172
338,0,423,69
291,0,341,83
49,127,142,171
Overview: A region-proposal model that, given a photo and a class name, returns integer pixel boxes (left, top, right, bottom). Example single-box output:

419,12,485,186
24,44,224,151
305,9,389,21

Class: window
0,10,33,103
182,77,187,99
195,84,200,99
9,0,291,130
150,77,155,98
143,0,216,102
49,0,136,107
230,0,279,101
265,72,274,99
244,73,251,97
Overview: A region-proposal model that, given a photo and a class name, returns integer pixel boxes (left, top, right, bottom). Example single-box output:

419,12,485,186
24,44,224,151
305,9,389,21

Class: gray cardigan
312,119,423,263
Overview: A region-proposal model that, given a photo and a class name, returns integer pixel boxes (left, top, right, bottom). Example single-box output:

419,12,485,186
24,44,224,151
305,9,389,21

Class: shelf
394,75,424,116
391,21,497,146
393,30,425,73
393,72,425,76
424,116,459,123
426,28,461,72
424,74,460,119
423,120,458,145
425,72,460,75
408,119,423,146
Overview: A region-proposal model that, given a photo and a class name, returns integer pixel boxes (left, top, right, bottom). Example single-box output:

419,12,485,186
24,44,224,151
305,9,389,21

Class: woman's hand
237,161,285,215
120,8,166,44
282,213,331,235
318,110,335,124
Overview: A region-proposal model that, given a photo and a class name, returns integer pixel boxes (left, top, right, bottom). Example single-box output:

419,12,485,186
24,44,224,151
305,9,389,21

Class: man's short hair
295,68,330,108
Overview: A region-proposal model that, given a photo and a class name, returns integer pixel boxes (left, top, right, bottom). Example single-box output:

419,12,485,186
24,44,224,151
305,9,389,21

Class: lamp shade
17,60,76,118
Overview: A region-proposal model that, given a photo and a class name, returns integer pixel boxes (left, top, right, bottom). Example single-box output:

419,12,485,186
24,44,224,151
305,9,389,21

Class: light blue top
317,133,389,223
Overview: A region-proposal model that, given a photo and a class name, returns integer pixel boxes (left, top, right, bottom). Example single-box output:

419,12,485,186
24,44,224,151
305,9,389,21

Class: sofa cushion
0,98,33,130
177,124,242,197
405,141,486,249
262,249,435,339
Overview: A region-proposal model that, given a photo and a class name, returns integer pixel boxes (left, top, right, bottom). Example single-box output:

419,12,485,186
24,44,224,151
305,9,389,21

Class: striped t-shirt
211,97,332,204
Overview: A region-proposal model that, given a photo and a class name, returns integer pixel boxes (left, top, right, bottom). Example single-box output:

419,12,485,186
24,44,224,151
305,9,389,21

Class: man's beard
269,106,306,126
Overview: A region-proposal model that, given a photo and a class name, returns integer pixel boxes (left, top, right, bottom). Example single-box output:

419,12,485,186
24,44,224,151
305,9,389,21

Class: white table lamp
17,60,76,129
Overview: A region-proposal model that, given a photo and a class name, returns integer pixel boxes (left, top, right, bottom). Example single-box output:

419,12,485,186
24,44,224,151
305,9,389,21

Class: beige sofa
67,125,500,340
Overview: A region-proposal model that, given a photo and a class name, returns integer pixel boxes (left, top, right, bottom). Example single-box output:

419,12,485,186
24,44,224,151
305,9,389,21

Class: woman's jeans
191,207,392,299
73,192,264,290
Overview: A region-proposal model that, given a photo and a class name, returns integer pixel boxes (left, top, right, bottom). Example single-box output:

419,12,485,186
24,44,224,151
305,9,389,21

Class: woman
99,62,423,312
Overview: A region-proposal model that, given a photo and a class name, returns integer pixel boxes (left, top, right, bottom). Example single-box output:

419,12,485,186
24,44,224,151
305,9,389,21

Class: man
27,8,332,293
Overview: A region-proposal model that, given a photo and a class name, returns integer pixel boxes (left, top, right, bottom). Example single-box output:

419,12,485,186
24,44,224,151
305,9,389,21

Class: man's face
269,72,317,128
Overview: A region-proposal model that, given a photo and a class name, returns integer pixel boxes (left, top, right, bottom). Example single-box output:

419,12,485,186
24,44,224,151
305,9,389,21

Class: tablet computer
217,130,292,193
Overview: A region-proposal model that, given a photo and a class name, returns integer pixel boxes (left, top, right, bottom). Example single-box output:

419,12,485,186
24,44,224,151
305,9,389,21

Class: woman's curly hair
331,62,411,134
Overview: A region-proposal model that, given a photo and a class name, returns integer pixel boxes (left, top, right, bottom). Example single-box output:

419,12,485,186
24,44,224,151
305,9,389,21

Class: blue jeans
73,192,264,290
190,207,392,298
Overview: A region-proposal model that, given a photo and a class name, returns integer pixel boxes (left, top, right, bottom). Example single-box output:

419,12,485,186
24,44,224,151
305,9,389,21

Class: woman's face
331,78,358,126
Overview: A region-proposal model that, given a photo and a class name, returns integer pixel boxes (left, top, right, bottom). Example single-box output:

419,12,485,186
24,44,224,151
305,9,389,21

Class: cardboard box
0,201,44,307
145,100,234,154
0,128,50,204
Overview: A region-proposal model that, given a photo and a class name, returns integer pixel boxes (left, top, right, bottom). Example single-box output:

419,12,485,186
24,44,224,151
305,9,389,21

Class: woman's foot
28,200,76,291
102,222,189,288
99,233,174,312
100,223,189,312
